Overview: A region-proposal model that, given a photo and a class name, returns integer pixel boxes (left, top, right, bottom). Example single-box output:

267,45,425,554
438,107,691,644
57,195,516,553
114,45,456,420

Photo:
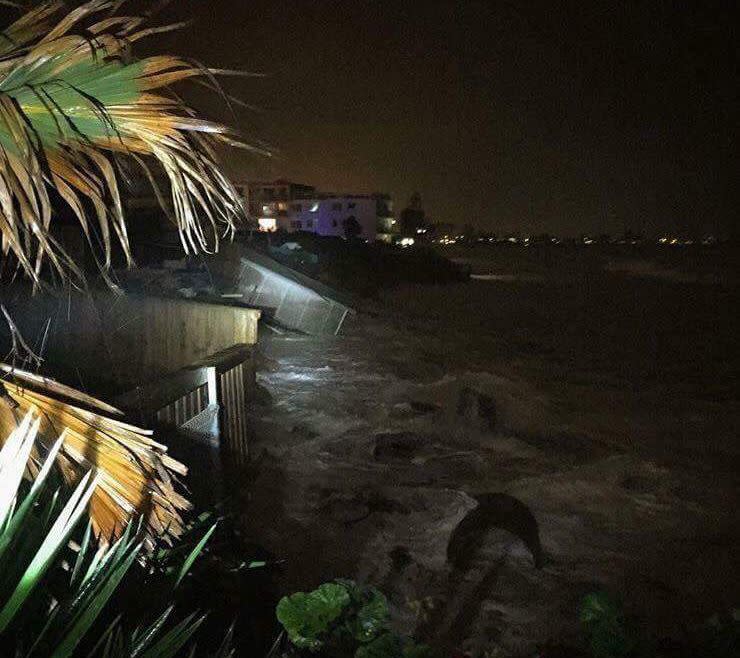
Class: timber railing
115,345,254,464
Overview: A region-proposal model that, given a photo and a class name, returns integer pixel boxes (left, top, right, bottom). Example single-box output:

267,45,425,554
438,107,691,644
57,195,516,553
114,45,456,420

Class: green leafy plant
0,413,226,657
580,591,638,658
276,579,434,658
277,583,351,650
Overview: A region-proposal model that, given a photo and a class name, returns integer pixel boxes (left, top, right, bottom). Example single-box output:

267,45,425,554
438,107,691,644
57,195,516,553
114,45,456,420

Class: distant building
234,179,396,242
399,192,426,236
234,179,316,230
375,194,397,243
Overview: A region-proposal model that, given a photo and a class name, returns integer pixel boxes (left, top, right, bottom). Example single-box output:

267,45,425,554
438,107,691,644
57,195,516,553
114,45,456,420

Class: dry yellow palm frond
0,364,190,548
0,0,248,287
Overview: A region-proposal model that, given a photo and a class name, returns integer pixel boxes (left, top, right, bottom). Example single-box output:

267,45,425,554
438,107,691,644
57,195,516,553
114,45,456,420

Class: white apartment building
235,180,395,242
282,195,380,240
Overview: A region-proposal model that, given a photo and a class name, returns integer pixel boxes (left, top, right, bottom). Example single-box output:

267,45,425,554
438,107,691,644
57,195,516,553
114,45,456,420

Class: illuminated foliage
0,0,246,287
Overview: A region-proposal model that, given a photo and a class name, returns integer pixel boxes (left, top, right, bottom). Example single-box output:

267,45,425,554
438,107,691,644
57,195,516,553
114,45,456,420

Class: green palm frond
0,0,246,287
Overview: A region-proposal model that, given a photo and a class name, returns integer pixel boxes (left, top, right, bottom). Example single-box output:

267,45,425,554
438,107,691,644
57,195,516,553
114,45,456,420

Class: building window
258,217,276,232
332,202,342,211
292,203,303,212
347,202,356,209
306,219,313,228
290,220,303,230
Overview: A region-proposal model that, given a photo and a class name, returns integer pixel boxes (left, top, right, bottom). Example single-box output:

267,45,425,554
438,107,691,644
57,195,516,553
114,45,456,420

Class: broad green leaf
276,582,351,650
353,588,390,643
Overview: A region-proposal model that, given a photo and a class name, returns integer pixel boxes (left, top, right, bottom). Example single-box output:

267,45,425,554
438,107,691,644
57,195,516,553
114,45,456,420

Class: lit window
258,217,276,232
262,204,272,214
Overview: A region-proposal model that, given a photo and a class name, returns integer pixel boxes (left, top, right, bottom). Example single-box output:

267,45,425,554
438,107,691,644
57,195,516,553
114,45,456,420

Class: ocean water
237,248,738,656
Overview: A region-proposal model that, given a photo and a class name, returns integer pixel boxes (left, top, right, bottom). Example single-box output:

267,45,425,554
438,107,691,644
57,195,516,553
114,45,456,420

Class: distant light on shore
258,217,277,232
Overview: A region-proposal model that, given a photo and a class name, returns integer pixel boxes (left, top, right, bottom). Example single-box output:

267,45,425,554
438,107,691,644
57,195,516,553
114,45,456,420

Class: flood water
233,248,738,656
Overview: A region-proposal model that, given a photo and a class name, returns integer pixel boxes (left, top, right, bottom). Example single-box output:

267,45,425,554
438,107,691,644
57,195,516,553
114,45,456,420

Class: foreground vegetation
275,580,433,658
0,414,227,657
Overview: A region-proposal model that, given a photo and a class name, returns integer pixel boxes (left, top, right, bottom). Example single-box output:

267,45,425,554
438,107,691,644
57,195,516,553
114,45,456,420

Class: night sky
158,1,736,237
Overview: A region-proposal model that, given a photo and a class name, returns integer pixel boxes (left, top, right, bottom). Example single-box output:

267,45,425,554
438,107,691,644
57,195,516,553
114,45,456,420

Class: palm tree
0,1,249,543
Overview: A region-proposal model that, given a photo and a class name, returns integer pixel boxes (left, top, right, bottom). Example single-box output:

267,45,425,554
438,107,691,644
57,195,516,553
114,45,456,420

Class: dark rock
389,545,413,571
373,432,427,461
319,489,408,525
319,493,371,524
456,386,497,431
290,424,318,439
410,400,440,414
447,493,543,570
476,393,497,429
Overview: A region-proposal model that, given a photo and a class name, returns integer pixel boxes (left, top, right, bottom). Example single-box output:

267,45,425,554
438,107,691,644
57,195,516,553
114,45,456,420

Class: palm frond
0,363,190,547
0,0,246,287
